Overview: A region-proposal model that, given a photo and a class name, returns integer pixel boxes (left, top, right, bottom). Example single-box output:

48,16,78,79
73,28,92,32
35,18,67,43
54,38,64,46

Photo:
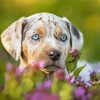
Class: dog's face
1,13,83,71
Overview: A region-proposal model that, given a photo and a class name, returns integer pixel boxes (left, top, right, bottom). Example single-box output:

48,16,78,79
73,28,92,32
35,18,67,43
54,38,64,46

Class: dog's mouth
31,60,62,72
45,64,61,72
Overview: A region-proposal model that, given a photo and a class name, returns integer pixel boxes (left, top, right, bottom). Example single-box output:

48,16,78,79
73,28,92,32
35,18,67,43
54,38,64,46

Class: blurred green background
0,0,100,82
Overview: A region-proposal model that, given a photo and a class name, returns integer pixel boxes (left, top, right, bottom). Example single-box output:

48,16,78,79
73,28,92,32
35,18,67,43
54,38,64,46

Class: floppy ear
62,17,83,50
1,17,26,61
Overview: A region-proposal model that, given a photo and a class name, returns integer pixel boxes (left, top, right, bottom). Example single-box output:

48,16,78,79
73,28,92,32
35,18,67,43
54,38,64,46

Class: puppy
1,13,83,72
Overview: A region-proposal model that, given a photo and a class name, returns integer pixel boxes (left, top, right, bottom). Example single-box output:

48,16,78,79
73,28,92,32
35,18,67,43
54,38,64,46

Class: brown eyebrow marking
36,27,46,37
55,26,62,37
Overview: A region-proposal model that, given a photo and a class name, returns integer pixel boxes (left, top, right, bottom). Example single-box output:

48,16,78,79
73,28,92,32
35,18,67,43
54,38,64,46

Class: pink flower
15,68,22,76
25,90,59,100
65,75,76,84
54,69,66,80
32,61,37,66
69,48,74,54
73,87,87,100
37,80,52,89
38,61,45,68
32,60,46,69
32,61,40,69
69,49,80,58
6,63,13,71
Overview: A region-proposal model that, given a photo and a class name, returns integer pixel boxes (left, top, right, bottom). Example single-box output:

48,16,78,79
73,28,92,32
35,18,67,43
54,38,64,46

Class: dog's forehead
24,13,68,33
25,13,68,30
26,13,63,23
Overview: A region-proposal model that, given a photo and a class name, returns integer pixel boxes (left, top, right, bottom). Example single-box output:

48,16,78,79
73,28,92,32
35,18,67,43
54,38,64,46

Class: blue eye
60,35,67,41
31,34,39,40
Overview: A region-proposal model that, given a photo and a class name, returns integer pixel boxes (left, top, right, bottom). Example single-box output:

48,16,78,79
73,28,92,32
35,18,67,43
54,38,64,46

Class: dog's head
1,13,83,71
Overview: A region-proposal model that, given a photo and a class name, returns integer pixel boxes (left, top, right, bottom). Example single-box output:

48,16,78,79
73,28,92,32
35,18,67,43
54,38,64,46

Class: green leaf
66,53,77,73
51,79,73,100
73,64,86,78
67,61,77,73
21,78,34,93
59,83,73,100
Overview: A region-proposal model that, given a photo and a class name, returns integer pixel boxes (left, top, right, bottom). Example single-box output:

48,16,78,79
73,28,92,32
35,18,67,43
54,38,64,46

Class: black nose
49,50,61,61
